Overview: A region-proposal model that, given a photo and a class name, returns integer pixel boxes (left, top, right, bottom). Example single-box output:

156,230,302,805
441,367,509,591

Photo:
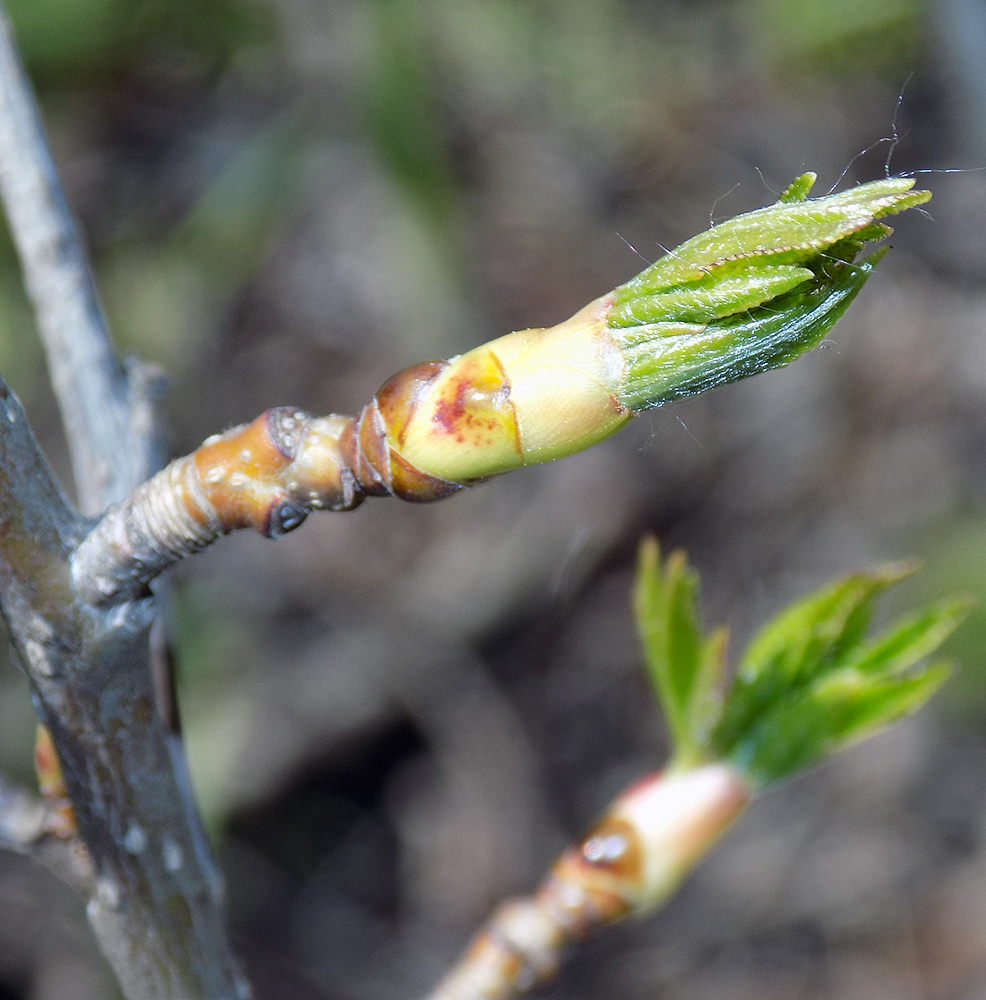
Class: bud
380,175,929,484
543,763,751,926
70,175,932,606
383,293,629,482
425,763,752,1000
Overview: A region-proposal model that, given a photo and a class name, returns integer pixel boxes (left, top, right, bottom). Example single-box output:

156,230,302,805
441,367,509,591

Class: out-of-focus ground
2,1,986,997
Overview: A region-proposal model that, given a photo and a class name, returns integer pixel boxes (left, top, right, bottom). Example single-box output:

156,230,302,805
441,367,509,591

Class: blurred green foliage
362,0,455,226
915,518,986,723
101,111,308,370
752,0,920,78
6,0,272,80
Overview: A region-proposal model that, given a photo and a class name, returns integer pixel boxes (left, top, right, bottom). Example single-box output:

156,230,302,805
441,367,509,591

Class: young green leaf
712,574,969,788
631,543,969,788
721,663,953,784
844,596,974,675
710,567,903,755
610,172,929,411
778,172,817,203
633,537,725,767
737,566,910,679
612,175,925,299
617,248,883,410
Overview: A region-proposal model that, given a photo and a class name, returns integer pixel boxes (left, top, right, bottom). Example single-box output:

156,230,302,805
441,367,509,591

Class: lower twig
0,771,92,894
423,764,750,1000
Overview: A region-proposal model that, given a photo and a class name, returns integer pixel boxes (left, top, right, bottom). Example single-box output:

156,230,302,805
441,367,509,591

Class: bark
0,5,250,997
0,6,163,516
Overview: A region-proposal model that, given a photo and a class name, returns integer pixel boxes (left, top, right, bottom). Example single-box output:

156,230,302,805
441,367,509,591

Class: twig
0,4,163,513
0,770,93,894
423,765,750,1000
68,177,928,607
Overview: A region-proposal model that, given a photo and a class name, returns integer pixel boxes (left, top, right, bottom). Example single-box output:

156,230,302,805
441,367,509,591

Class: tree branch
68,177,928,607
0,376,250,999
0,7,249,997
0,4,163,514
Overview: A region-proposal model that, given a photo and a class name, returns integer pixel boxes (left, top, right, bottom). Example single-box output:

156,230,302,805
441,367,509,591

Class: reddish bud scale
538,814,641,932
339,362,465,502
190,398,464,518
387,294,631,484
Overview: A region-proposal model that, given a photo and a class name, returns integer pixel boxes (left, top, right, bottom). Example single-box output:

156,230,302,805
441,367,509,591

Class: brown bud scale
342,362,467,502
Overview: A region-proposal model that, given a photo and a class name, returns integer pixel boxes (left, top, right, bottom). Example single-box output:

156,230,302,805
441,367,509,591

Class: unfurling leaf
632,542,969,787
634,537,726,766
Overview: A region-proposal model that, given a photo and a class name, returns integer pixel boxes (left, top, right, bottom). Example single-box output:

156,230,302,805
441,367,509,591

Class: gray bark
0,6,163,515
0,5,251,997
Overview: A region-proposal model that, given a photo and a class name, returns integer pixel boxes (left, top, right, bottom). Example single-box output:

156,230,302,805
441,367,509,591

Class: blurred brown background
2,0,986,997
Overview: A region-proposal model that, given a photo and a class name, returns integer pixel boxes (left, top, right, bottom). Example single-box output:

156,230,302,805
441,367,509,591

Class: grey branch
0,378,250,999
0,4,163,514
0,5,251,998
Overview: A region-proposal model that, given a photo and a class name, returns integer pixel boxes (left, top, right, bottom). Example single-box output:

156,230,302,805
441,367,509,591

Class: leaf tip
778,171,817,203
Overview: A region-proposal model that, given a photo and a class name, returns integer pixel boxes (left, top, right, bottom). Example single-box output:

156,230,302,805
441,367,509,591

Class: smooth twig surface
0,4,162,514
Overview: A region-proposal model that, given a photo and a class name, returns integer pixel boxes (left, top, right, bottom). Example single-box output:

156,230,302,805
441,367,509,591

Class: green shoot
633,538,970,788
612,173,929,410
